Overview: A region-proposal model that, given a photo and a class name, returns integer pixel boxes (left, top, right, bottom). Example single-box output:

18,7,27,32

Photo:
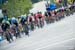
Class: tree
68,0,75,4
2,0,32,18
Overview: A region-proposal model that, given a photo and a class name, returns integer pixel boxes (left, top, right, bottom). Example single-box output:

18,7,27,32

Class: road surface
0,13,75,50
